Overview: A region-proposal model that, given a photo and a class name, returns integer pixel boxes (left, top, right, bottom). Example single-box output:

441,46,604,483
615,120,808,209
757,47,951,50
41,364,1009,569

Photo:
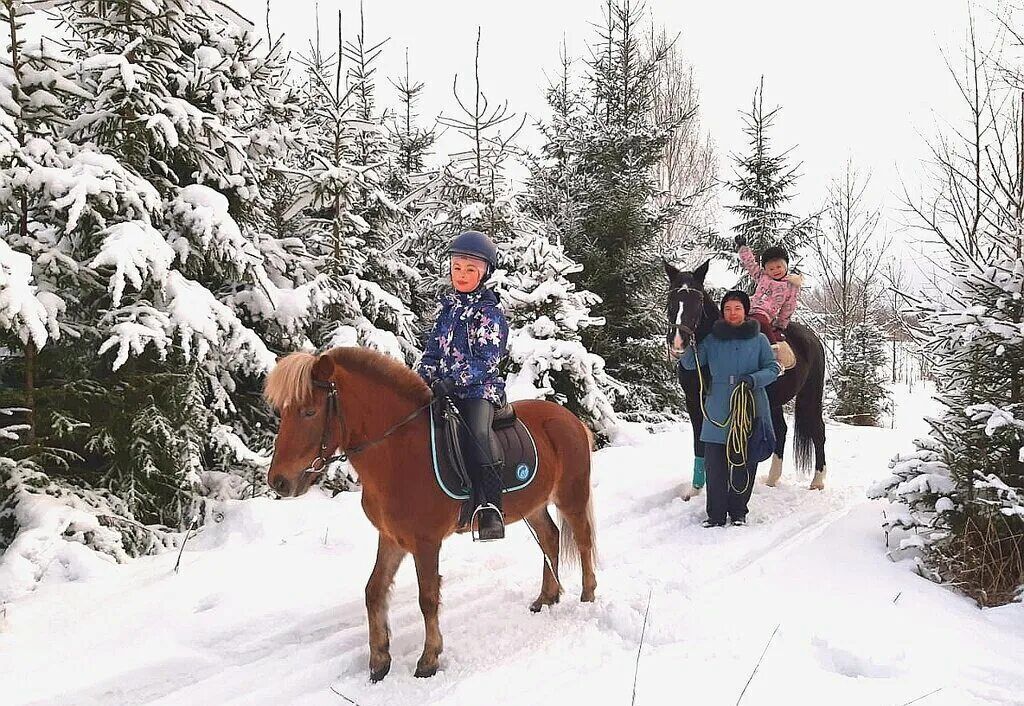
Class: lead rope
691,344,757,495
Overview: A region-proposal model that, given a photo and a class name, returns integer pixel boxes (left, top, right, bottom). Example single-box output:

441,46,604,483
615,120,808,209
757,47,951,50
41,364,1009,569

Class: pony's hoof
580,590,595,603
414,661,438,678
530,594,559,612
809,469,827,490
765,455,783,487
369,661,391,683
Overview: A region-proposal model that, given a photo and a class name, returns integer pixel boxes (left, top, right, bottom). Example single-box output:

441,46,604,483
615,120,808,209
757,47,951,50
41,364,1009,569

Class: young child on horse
416,231,510,541
735,235,803,365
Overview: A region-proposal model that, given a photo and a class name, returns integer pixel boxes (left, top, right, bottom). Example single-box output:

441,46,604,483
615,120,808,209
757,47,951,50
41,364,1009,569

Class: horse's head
264,352,342,498
664,258,711,356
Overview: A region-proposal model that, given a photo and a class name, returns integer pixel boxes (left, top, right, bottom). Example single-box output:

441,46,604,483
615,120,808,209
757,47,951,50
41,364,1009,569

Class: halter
300,379,434,475
667,285,705,357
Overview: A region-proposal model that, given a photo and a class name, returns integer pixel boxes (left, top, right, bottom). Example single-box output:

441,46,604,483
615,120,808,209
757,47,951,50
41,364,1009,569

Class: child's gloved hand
734,234,747,248
430,377,457,399
787,273,804,287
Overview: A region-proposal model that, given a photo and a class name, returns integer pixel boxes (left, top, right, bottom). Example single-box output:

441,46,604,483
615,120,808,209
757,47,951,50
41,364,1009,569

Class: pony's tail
559,420,599,571
559,491,599,572
793,337,826,475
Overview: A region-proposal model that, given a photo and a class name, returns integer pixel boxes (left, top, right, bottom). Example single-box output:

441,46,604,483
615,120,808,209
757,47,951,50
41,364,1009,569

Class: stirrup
471,503,505,542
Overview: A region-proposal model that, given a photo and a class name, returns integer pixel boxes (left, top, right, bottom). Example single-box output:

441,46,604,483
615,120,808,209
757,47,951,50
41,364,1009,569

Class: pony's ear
663,258,680,282
693,259,711,285
312,353,335,382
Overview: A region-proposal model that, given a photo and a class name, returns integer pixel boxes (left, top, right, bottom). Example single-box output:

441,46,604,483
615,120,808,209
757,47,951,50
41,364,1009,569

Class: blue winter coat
679,319,779,445
415,287,509,405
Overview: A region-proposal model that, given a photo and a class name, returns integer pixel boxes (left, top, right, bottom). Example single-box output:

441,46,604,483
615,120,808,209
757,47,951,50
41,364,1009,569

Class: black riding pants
704,442,757,524
453,397,502,507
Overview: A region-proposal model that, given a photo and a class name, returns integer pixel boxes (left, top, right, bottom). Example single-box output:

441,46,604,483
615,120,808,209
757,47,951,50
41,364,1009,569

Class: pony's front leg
365,534,406,682
412,541,443,678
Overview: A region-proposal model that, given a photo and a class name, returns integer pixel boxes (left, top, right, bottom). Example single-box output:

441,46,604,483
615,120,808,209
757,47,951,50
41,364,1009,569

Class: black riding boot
474,461,505,541
454,398,505,541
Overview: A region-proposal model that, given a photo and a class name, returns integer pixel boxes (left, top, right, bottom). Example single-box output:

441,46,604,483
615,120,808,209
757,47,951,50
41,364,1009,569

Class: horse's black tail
793,334,826,475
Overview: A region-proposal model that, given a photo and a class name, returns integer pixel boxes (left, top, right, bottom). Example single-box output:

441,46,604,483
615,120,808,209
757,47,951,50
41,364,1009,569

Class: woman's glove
737,374,755,388
430,377,457,399
734,234,747,248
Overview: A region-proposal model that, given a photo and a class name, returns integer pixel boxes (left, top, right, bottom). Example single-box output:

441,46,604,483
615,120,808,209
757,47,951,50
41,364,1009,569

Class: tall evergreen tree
724,77,815,285
530,0,683,415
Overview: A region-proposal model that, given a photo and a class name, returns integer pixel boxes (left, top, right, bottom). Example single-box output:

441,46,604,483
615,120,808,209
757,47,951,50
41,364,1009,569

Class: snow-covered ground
2,384,1022,706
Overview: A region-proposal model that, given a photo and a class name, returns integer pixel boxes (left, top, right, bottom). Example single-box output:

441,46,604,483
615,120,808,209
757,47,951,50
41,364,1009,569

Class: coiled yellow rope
692,344,757,494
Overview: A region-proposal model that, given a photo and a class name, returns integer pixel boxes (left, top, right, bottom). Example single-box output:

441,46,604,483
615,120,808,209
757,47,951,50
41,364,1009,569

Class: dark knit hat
721,290,751,316
760,246,789,266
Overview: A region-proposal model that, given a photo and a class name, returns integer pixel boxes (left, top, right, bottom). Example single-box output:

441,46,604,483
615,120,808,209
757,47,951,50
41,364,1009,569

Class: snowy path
2,385,1022,706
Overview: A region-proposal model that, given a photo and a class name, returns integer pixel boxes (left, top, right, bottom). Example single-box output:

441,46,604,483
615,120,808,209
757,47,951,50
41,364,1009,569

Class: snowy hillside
1,384,1021,706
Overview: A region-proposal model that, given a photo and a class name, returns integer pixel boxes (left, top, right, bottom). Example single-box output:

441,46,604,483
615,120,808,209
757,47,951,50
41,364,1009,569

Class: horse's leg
681,371,706,500
810,421,828,490
412,541,444,678
365,534,406,682
766,403,787,487
526,505,560,612
561,498,598,603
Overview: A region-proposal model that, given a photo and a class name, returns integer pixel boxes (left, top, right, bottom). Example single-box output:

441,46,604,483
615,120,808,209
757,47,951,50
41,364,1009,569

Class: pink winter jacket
738,245,803,329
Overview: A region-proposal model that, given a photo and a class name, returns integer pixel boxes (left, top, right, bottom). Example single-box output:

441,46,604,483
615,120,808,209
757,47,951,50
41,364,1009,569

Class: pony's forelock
264,351,317,410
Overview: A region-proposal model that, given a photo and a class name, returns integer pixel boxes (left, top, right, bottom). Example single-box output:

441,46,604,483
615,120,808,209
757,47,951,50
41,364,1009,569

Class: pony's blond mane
263,347,430,410
264,351,317,410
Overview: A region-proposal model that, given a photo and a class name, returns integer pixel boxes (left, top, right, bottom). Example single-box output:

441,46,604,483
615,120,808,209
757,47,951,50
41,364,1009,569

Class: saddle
429,400,539,519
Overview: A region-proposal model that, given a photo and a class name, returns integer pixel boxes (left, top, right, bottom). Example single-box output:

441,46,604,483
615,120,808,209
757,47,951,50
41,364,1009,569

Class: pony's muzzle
269,472,295,497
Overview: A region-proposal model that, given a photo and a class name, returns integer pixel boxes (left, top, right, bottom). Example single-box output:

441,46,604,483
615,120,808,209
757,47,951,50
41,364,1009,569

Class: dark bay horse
664,259,828,490
264,347,597,681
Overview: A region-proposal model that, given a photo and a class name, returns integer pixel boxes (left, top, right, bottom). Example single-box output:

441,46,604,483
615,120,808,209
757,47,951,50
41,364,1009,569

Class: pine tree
530,0,683,416
288,7,417,359
725,77,815,284
871,259,1024,604
831,320,889,425
871,18,1024,604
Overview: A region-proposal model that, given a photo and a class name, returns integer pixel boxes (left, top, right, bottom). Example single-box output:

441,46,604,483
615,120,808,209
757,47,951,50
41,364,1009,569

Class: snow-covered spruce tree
809,163,891,425
871,21,1024,604
724,77,815,286
530,1,684,417
831,320,889,425
405,28,621,433
0,2,184,561
285,8,417,360
384,48,437,208
871,260,1024,605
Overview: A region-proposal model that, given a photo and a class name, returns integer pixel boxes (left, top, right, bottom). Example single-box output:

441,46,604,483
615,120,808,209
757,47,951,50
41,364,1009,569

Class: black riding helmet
448,230,498,273
760,246,789,267
720,290,751,317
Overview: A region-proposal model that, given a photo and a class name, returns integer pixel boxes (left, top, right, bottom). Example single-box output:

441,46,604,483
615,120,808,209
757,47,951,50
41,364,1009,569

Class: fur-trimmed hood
711,318,760,340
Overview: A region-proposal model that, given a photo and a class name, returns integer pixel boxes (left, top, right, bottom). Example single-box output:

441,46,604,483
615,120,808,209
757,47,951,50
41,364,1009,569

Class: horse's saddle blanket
429,401,539,501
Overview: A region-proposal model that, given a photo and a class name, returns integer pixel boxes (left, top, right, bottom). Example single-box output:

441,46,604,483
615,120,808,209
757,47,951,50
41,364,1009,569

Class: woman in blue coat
680,290,779,527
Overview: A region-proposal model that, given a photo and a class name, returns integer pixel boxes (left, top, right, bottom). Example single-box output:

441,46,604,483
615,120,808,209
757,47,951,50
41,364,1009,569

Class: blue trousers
704,442,757,524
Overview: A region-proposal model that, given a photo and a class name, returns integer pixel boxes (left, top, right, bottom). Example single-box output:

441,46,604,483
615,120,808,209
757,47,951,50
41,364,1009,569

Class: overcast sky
230,0,994,263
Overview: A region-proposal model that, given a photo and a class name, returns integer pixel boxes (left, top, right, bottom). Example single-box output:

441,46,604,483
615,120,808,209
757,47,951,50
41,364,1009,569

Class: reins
301,379,434,474
691,343,757,494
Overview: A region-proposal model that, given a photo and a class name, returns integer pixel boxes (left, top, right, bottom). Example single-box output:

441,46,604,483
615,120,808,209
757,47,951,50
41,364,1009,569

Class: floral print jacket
415,287,509,405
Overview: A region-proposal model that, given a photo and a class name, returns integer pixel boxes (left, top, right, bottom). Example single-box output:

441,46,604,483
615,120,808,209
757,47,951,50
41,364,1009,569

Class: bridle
667,284,705,357
299,379,434,475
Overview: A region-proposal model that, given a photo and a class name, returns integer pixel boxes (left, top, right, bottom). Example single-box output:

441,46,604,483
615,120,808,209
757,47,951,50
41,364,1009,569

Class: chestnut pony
264,347,598,681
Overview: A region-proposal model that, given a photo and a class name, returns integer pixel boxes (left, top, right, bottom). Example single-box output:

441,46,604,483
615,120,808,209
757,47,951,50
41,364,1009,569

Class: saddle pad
429,402,539,501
